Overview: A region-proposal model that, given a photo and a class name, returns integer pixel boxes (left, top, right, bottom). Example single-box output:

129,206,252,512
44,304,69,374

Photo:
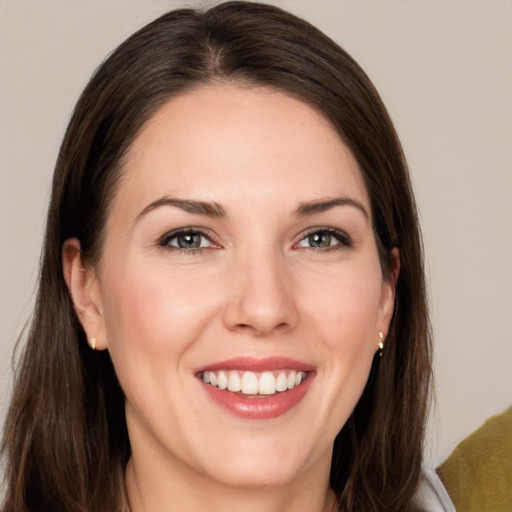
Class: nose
222,250,299,337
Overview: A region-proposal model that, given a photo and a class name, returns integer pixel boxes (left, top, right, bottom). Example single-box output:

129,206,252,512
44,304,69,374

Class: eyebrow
135,195,368,222
136,197,226,221
294,197,369,219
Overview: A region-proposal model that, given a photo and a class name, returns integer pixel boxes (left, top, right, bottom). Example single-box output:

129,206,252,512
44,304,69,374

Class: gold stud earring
88,338,96,350
377,331,384,357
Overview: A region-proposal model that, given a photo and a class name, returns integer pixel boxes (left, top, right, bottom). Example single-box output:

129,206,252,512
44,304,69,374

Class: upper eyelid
157,225,351,247
297,226,351,240
159,227,218,245
294,226,353,249
300,226,347,234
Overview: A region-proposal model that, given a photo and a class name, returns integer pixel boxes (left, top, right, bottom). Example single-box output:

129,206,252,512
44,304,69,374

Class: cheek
100,262,220,363
307,264,382,388
98,265,220,433
293,264,383,442
307,265,383,342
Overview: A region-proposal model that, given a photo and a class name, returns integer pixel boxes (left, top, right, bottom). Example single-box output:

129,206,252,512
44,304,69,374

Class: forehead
116,84,369,217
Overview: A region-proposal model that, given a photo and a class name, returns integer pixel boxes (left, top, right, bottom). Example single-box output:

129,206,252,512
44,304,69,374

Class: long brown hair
2,2,431,511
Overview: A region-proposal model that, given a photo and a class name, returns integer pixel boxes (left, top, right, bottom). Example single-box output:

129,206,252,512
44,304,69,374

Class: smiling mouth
198,369,308,396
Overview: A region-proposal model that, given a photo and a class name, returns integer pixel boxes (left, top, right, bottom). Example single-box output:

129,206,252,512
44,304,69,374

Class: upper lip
194,356,315,374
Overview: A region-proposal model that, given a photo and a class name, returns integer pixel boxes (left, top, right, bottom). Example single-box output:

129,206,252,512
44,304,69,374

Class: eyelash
157,227,352,254
158,228,217,254
295,227,352,252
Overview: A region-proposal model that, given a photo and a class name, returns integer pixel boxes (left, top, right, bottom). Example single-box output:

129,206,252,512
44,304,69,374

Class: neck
125,454,338,512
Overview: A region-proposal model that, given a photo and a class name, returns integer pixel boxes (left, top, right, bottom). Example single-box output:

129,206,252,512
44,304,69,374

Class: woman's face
79,85,396,489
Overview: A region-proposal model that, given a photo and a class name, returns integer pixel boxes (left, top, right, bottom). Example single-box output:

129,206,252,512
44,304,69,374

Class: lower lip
199,374,315,420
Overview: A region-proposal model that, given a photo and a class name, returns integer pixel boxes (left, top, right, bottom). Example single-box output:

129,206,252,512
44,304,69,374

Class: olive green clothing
437,406,512,512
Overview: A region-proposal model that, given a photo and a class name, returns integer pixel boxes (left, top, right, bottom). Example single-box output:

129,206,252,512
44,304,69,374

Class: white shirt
414,467,456,512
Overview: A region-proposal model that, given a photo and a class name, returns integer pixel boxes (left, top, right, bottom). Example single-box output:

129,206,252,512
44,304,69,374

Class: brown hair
1,2,431,511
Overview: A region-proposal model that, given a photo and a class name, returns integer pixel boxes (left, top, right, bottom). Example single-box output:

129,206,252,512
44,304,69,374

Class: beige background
1,0,511,467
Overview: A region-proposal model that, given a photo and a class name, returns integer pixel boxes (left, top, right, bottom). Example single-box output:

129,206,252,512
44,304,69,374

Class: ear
378,247,400,339
62,238,107,350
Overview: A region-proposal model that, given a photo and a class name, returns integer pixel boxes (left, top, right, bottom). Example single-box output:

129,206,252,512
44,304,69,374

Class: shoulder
413,466,455,512
436,406,512,511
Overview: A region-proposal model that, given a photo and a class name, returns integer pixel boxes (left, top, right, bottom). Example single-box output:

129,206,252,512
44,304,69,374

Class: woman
1,2,452,511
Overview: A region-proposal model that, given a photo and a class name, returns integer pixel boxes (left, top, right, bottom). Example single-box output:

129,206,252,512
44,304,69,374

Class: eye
296,228,351,250
159,229,215,251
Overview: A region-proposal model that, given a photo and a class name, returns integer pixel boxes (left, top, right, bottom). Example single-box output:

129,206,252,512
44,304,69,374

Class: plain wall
1,0,511,467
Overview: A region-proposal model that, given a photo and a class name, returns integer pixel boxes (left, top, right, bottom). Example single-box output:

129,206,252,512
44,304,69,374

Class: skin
63,84,398,512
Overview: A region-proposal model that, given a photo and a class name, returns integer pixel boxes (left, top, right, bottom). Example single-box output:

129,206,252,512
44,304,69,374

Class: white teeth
227,372,241,392
287,370,296,390
218,371,228,390
258,372,276,395
276,372,288,392
241,372,259,394
202,369,307,395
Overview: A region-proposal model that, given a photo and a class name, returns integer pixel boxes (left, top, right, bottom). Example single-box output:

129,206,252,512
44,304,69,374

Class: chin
207,461,305,490
196,438,321,490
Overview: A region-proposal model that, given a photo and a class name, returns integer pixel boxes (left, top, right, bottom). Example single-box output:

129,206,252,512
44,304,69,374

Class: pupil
178,233,201,248
309,233,330,247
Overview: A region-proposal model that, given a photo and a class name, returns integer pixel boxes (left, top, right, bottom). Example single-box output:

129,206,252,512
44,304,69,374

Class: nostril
231,320,292,336
235,323,252,330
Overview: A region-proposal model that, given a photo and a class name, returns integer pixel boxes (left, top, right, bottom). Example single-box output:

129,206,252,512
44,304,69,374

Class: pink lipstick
195,357,315,419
